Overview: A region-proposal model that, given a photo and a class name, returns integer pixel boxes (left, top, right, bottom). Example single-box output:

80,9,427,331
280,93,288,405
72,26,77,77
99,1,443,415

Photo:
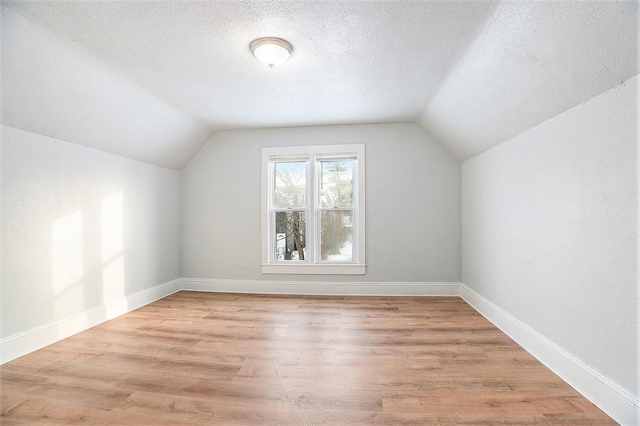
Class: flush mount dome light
250,37,293,68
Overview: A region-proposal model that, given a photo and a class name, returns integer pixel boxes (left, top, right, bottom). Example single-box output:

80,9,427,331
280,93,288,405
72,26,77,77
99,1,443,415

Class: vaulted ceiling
2,1,638,170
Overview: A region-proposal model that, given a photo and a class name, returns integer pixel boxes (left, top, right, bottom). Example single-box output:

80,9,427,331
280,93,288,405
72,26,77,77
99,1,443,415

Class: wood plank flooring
1,292,615,425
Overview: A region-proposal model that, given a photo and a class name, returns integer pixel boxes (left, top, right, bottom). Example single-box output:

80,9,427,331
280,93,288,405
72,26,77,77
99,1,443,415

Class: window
262,144,365,274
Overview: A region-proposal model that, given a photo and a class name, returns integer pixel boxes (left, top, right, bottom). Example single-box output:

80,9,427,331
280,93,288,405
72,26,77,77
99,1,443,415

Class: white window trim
261,144,366,275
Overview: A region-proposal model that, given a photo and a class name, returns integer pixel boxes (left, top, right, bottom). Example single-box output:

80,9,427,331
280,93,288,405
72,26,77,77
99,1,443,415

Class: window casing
262,144,365,274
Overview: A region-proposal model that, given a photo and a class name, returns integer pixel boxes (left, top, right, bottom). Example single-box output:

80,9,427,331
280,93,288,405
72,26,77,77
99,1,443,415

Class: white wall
182,123,461,284
461,75,638,404
1,126,182,339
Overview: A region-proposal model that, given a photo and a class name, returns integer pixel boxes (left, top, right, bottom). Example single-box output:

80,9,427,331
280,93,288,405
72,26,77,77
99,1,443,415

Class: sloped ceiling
1,1,638,169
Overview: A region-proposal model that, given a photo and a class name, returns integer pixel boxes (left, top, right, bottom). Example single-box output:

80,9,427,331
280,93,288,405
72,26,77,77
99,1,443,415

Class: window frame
261,144,365,275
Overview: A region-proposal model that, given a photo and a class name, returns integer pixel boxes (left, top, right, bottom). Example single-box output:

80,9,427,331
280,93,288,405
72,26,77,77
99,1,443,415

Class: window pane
274,161,306,208
320,210,353,262
274,211,306,261
320,161,353,208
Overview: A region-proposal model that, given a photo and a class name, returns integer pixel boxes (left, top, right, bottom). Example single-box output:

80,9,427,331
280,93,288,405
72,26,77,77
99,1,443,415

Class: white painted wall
1,126,182,339
182,123,461,283
461,75,638,401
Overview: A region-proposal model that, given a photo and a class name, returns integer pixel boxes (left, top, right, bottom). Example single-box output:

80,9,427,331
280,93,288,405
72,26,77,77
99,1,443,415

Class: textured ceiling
1,1,638,169
419,0,639,160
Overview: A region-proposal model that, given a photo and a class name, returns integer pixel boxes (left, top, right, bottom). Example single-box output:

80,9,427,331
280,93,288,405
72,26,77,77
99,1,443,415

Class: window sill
261,263,366,275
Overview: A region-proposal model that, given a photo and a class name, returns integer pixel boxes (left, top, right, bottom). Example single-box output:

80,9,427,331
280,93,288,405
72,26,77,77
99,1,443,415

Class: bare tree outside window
275,211,306,260
274,161,306,260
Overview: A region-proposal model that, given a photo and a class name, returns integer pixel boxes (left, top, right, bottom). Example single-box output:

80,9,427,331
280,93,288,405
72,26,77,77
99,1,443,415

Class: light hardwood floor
1,292,615,425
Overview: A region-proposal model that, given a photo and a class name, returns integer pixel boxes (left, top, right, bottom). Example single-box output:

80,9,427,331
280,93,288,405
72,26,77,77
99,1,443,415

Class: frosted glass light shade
250,37,293,68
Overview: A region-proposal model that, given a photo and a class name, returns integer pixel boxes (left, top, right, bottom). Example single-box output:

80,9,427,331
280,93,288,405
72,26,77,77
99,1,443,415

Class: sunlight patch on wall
52,210,83,317
101,192,125,304
102,257,125,301
101,192,123,262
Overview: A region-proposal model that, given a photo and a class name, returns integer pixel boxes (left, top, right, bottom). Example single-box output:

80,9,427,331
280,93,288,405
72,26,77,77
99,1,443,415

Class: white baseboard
0,279,181,364
460,284,639,425
179,278,461,296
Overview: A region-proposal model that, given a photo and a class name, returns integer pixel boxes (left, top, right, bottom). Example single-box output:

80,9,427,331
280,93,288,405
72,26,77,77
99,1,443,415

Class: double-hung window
262,144,365,274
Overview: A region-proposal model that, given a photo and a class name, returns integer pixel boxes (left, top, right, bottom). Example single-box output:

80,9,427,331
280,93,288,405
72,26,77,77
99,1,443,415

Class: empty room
1,0,638,424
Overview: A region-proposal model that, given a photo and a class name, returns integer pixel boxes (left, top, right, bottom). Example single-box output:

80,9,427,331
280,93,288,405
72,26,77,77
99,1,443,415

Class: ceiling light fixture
250,37,293,68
